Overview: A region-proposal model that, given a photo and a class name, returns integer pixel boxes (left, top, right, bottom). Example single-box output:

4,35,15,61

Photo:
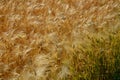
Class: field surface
0,0,120,80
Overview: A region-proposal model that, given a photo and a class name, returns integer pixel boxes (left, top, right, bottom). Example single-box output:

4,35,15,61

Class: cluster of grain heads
68,30,120,80
0,0,120,80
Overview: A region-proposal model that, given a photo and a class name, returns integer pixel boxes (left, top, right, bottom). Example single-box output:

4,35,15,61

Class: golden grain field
0,0,120,80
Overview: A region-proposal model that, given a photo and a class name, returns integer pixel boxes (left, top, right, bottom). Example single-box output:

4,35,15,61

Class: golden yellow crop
0,0,120,80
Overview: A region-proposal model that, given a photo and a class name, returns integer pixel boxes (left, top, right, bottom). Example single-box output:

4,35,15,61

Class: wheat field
0,0,120,80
